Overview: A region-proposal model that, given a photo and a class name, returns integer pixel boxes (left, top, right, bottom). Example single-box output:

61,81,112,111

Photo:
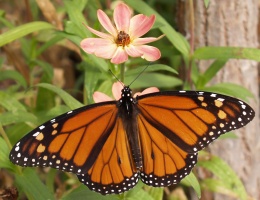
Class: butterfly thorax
117,86,143,170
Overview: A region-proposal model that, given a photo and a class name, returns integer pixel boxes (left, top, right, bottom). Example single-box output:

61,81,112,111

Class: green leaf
193,47,260,62
204,0,210,7
196,59,227,89
75,0,88,12
181,172,201,198
36,34,64,56
145,187,163,200
0,136,14,170
218,131,237,139
0,111,37,126
45,105,71,117
124,182,156,200
124,0,190,60
197,153,247,200
203,83,254,102
0,21,54,47
201,179,242,198
96,79,114,99
5,123,32,145
15,168,55,200
84,69,100,104
46,169,57,194
33,60,54,81
0,70,27,88
0,10,14,28
125,64,178,76
125,73,182,89
64,0,89,38
61,185,118,200
36,83,83,109
0,91,27,112
36,75,55,111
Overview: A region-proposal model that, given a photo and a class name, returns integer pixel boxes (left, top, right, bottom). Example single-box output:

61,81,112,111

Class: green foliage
204,0,210,8
0,21,54,47
180,172,201,198
198,152,248,200
0,0,256,200
15,168,55,200
194,46,260,62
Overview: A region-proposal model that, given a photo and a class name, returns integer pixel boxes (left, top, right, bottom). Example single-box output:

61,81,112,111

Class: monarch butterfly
9,82,255,195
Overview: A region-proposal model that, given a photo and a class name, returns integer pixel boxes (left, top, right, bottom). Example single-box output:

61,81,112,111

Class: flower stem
120,63,125,83
0,123,12,150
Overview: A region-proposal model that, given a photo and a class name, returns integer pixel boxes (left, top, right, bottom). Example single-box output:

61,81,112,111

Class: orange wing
136,91,254,186
77,118,138,194
9,102,137,195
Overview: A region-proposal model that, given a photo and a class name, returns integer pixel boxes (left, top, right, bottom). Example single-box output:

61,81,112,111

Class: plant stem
120,63,125,83
0,123,12,150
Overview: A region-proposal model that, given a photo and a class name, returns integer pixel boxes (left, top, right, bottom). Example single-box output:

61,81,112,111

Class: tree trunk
177,1,259,199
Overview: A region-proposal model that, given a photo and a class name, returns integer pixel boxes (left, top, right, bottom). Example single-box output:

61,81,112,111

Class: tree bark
177,1,259,199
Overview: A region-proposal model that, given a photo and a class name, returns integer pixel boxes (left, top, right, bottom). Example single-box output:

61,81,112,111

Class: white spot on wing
217,98,225,102
33,132,40,137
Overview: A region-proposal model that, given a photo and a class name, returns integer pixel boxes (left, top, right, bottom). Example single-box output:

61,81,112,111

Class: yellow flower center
116,31,130,47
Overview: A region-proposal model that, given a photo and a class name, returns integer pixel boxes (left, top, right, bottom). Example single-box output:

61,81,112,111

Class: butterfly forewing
10,102,118,172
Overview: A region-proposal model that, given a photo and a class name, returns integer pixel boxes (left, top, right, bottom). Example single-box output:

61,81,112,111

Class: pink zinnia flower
93,82,159,103
81,3,164,64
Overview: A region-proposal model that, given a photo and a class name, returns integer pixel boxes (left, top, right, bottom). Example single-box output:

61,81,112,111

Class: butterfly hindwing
137,113,198,186
77,118,138,195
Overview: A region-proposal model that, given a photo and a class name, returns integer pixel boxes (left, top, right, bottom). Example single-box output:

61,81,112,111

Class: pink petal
134,87,159,97
93,91,113,103
141,87,160,94
111,47,129,64
112,82,124,100
113,3,132,32
135,45,161,61
85,25,113,39
129,14,155,38
132,35,165,45
97,9,118,37
81,38,117,59
125,45,142,57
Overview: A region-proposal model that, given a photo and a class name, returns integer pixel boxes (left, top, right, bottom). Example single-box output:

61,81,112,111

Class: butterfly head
117,86,135,116
119,86,133,102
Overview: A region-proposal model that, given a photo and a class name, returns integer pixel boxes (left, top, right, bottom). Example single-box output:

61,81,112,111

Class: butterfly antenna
129,63,150,86
108,69,124,87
